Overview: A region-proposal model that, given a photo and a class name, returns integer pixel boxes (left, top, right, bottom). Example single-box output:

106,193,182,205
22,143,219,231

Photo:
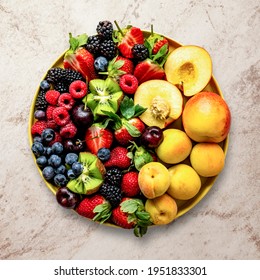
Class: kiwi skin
85,78,123,118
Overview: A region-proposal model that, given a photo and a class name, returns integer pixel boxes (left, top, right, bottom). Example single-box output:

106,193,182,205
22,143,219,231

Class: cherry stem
114,20,124,36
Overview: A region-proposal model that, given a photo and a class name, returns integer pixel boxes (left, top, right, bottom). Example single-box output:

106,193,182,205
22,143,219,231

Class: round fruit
94,56,108,72
56,187,79,209
134,80,183,128
190,143,225,177
156,129,192,164
168,164,201,200
182,92,231,143
72,104,94,128
63,139,85,153
41,128,55,143
140,126,163,148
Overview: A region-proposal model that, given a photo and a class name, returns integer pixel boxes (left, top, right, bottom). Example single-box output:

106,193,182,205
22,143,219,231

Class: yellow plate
28,31,229,225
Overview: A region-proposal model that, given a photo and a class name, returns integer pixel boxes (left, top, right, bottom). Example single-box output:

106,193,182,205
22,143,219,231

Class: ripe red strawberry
152,37,169,54
134,58,166,84
114,118,145,146
104,147,131,169
63,33,97,82
31,120,47,136
45,90,60,105
77,194,111,223
116,56,134,74
121,171,140,197
114,22,144,58
112,198,135,229
119,74,138,94
85,124,113,155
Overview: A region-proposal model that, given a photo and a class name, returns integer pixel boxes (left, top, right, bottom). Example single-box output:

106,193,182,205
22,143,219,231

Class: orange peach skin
182,92,231,143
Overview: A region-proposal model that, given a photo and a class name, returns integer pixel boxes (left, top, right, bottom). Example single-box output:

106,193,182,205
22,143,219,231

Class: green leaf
135,211,151,221
113,60,125,70
133,104,147,117
77,33,88,47
123,121,141,137
120,199,138,214
120,96,135,119
93,202,112,223
101,110,122,128
69,33,79,52
152,43,168,62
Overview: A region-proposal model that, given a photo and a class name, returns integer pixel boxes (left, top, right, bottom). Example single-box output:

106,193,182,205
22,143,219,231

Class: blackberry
63,69,84,84
35,90,48,110
54,81,69,93
105,167,122,186
85,35,102,56
96,20,113,39
46,67,66,83
100,40,116,60
99,183,122,208
132,44,149,61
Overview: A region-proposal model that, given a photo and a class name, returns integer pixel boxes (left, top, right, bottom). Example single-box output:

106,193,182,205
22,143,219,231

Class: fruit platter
28,21,231,237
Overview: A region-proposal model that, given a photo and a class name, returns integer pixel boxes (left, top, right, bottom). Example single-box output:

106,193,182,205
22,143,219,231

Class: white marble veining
0,0,259,259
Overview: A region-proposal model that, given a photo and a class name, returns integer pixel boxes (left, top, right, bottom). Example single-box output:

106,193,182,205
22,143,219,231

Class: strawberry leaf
133,104,147,117
93,203,112,224
123,121,141,137
152,43,168,62
120,199,143,214
120,96,135,119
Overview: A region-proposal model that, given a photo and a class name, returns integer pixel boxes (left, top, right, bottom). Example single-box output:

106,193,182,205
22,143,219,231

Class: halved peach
134,80,183,128
164,45,212,96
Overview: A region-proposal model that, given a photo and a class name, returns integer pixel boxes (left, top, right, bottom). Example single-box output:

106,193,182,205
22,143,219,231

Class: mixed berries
30,20,170,237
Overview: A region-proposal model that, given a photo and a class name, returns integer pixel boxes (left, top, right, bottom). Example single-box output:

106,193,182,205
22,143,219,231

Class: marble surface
0,0,259,260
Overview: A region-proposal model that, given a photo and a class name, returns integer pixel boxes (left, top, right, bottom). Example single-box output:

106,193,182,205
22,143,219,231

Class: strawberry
104,146,131,169
112,198,152,237
77,194,111,223
103,96,146,146
152,37,169,55
114,21,144,58
121,171,140,197
85,123,113,155
99,55,134,81
133,59,166,84
63,33,98,82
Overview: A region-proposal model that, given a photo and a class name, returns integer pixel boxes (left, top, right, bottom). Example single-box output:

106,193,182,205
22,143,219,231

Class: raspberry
31,120,47,136
69,80,87,99
119,74,138,94
45,90,60,105
60,122,77,139
46,105,56,120
49,132,62,146
52,107,70,126
58,93,75,110
46,119,59,130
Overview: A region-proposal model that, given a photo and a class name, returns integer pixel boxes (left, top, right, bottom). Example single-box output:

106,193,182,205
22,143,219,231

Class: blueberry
42,166,55,181
33,136,42,143
72,162,83,176
44,147,53,156
34,110,46,120
48,154,62,168
65,153,78,165
54,174,67,187
36,156,47,168
55,165,66,175
51,142,63,155
67,169,76,179
40,80,50,90
97,148,110,162
41,128,55,143
94,56,108,72
31,142,44,157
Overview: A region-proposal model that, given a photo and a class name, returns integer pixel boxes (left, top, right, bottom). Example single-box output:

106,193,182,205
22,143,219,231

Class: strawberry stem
114,20,124,36
151,24,154,36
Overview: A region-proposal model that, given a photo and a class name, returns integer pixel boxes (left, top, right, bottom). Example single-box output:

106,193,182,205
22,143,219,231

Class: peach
190,143,225,177
165,45,212,96
182,91,231,143
134,80,183,128
138,162,170,199
156,129,192,164
145,194,178,225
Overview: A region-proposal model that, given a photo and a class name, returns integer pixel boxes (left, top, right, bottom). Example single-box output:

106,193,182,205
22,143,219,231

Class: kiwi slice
85,78,123,119
67,152,106,195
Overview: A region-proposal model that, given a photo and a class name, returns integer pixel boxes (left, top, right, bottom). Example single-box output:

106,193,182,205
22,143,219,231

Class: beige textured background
0,0,259,260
